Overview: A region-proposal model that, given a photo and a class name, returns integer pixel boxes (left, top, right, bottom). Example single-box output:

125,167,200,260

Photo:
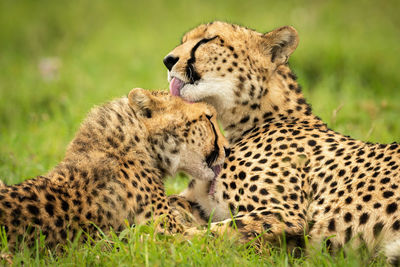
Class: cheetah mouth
169,77,186,97
208,164,221,195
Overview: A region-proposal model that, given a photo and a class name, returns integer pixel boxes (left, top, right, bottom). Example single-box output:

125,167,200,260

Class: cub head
163,21,298,114
128,88,229,181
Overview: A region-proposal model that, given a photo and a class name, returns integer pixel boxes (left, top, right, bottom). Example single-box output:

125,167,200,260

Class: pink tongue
169,77,184,96
209,180,216,196
212,165,222,177
209,165,221,196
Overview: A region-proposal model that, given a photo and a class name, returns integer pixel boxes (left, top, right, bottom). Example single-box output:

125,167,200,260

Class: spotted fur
0,88,227,250
164,21,400,262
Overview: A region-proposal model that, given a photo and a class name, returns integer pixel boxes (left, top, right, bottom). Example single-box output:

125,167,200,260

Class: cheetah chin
168,74,236,113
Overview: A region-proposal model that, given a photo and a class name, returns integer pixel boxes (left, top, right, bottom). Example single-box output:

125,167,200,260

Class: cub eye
205,114,213,120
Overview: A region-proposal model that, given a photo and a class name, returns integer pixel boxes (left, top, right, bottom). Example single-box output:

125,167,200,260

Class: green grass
0,223,389,266
0,0,399,265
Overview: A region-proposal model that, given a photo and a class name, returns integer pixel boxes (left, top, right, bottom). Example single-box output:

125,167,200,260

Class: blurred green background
1,0,399,186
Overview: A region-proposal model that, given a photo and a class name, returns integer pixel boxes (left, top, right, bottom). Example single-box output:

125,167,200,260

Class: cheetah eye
205,114,213,120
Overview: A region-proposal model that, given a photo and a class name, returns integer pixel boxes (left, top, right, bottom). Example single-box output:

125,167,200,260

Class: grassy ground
0,0,399,265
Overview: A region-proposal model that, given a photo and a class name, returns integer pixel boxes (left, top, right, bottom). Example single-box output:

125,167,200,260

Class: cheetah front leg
131,185,187,234
168,195,207,229
149,195,187,234
185,208,307,250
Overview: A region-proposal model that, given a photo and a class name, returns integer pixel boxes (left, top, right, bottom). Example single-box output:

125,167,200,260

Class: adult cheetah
164,21,400,263
0,88,227,250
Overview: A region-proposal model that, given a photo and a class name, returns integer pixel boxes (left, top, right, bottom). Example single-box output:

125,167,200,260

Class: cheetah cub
0,88,227,250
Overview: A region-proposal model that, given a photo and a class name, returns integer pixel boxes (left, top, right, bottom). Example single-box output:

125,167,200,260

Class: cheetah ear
128,88,155,118
262,26,299,66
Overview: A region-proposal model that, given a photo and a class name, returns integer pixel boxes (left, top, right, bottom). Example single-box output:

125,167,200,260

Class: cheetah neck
221,65,320,143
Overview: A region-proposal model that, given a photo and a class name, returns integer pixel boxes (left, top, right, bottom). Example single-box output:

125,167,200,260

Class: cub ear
128,88,154,118
262,26,299,66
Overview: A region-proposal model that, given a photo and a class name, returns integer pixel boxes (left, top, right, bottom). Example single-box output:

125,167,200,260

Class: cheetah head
164,21,298,116
128,88,228,184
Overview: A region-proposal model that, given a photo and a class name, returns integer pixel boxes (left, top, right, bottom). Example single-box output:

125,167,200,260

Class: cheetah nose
224,147,231,157
163,55,179,71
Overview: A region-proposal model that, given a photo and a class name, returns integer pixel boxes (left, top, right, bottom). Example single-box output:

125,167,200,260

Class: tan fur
164,21,400,263
0,88,227,250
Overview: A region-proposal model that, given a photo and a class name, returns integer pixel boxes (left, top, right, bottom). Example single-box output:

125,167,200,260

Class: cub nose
163,55,179,71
